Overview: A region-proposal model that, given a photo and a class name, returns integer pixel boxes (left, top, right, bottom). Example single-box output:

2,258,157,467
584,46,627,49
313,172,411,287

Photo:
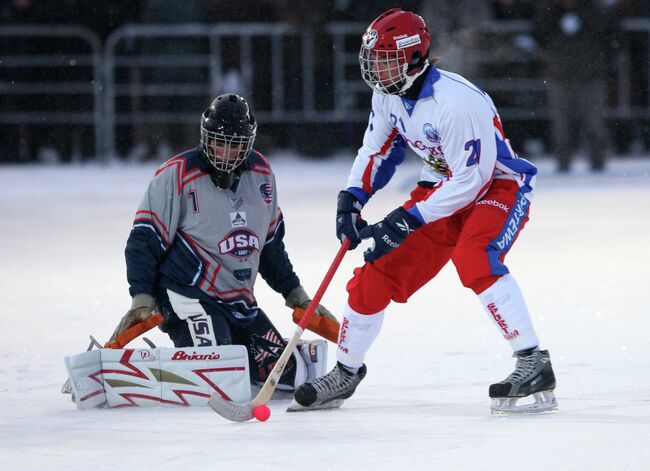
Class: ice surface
1,155,649,470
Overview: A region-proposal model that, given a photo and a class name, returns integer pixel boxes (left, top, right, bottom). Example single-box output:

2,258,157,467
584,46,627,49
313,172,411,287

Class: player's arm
259,205,300,298
112,167,182,341
337,93,406,249
259,177,335,320
345,92,406,204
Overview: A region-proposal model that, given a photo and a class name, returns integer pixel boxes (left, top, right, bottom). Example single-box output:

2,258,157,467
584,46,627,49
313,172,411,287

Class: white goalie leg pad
491,391,559,415
298,339,328,381
63,345,250,409
273,339,329,392
64,350,107,409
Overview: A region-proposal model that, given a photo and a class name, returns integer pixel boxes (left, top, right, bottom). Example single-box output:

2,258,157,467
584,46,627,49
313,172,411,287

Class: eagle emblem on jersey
425,152,450,176
218,228,260,258
423,123,441,143
362,29,379,49
259,183,273,205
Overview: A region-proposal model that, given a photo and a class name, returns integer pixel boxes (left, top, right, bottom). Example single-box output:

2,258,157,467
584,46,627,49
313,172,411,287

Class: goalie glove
285,285,337,323
109,293,157,343
359,207,423,262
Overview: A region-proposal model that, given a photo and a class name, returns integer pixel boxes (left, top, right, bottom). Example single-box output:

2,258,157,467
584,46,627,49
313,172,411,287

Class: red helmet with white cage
359,8,431,95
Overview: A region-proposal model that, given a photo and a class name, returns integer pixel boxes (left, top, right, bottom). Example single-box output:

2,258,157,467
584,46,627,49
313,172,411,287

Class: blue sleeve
258,214,300,298
125,225,166,297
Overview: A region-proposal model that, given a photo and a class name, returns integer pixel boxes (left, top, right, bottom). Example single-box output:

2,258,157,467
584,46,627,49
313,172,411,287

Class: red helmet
359,8,431,95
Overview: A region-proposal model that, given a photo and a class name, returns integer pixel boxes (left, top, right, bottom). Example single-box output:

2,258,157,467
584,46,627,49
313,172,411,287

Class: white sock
477,274,539,352
336,302,385,369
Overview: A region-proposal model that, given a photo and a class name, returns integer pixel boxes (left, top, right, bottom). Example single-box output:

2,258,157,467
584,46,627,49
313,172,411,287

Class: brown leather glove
109,293,156,342
284,285,337,323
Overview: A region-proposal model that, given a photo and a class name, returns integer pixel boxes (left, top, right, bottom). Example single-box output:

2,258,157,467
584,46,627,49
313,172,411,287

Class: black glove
359,207,423,262
336,190,368,250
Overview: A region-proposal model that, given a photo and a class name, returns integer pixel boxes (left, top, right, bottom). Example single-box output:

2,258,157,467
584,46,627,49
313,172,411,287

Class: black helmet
200,94,257,188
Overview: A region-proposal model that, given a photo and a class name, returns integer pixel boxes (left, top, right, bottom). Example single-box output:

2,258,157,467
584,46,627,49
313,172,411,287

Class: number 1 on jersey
188,190,200,213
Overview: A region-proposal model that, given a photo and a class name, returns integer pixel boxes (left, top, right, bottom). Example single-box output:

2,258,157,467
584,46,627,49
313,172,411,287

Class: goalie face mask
200,94,257,188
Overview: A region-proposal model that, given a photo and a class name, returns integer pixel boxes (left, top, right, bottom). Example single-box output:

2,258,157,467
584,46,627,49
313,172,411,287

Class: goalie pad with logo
64,340,328,409
64,345,250,410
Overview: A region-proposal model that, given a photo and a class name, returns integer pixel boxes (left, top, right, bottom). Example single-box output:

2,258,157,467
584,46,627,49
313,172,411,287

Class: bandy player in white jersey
109,94,334,391
291,8,558,415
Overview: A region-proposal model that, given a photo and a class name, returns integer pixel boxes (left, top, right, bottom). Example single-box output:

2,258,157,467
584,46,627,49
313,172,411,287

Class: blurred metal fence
1,20,649,160
0,25,103,158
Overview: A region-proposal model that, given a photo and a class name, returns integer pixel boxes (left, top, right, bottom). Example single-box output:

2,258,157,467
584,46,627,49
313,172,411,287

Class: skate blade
286,398,345,412
491,391,558,416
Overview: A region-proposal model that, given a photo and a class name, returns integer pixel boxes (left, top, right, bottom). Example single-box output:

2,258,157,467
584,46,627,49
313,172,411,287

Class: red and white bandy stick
208,240,350,422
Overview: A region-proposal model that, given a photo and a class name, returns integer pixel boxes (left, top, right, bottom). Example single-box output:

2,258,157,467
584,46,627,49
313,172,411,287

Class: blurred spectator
127,0,209,161
492,0,535,19
420,0,491,75
533,0,619,172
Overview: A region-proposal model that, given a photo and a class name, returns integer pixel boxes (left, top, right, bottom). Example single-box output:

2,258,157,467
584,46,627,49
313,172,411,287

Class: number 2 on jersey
464,139,481,166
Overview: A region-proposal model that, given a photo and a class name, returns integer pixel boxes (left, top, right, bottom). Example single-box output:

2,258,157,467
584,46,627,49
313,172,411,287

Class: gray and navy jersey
126,147,299,322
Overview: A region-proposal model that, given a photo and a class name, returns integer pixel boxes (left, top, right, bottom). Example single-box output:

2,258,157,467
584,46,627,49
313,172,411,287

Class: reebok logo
382,234,399,248
476,199,509,213
396,218,414,234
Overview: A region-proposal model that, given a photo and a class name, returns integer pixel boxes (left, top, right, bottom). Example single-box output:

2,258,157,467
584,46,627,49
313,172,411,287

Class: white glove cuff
131,293,156,310
285,285,310,309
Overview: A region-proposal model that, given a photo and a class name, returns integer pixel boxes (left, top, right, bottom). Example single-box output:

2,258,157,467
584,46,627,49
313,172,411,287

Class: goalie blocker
63,340,327,409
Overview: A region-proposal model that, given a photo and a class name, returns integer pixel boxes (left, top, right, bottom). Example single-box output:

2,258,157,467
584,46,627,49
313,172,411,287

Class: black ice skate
490,348,558,415
287,362,367,412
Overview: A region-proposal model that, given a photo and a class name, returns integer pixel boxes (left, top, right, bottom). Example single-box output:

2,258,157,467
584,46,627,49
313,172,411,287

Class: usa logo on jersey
218,229,260,258
259,183,273,205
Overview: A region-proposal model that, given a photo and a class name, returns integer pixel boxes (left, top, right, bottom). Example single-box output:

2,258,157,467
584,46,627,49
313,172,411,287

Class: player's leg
233,309,327,392
159,289,232,347
232,309,297,389
291,184,460,410
452,180,557,413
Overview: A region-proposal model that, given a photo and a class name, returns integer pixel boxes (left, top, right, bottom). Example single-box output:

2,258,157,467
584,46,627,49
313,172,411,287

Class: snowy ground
1,155,649,471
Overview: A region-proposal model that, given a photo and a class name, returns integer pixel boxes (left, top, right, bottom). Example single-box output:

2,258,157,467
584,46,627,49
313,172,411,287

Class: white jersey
346,66,537,223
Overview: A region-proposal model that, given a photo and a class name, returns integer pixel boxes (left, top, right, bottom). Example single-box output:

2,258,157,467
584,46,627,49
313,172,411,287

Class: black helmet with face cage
200,94,257,188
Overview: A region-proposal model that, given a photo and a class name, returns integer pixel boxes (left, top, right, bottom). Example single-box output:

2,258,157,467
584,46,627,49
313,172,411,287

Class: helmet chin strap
397,60,430,96
210,170,235,190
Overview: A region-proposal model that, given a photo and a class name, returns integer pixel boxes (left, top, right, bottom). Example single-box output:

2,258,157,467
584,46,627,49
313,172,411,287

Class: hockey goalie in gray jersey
110,94,334,391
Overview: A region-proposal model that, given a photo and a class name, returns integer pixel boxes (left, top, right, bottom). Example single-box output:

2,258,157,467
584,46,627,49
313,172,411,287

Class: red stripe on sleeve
361,128,398,193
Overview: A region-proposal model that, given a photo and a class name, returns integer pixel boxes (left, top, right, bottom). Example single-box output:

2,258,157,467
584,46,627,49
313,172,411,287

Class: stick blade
208,393,254,422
